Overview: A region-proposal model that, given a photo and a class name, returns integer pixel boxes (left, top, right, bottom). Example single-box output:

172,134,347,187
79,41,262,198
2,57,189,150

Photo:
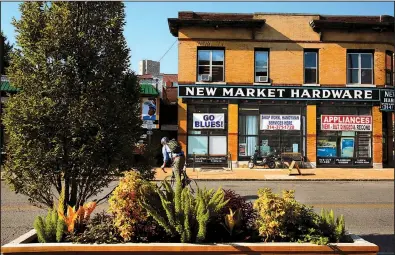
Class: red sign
321,115,372,132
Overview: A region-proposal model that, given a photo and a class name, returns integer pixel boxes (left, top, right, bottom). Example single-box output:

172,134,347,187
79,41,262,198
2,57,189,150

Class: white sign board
260,115,301,130
321,115,372,132
193,113,225,129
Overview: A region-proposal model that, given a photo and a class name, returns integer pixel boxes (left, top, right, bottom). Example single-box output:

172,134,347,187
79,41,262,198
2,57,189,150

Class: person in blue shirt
160,137,171,173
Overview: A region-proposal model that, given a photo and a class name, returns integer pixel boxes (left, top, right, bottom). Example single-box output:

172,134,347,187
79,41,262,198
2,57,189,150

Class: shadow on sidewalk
289,173,316,176
359,234,395,253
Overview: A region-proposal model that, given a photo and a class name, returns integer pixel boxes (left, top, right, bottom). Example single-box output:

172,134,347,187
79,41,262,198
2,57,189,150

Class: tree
1,31,13,75
3,2,144,209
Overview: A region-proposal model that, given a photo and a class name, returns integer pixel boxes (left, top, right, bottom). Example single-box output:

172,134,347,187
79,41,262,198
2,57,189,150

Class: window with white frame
197,49,224,82
347,52,373,85
304,50,318,84
255,51,269,83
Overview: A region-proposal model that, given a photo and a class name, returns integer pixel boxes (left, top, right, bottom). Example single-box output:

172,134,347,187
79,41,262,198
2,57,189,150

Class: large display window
317,105,372,167
187,104,228,164
238,104,306,161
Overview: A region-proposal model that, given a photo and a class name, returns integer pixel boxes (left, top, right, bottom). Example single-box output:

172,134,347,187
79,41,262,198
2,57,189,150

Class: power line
158,39,177,63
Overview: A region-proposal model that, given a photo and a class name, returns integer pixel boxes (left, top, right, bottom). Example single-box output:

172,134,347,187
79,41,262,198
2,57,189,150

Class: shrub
139,173,228,243
66,212,123,244
254,188,330,244
318,209,349,243
206,189,258,242
108,171,164,242
34,208,65,243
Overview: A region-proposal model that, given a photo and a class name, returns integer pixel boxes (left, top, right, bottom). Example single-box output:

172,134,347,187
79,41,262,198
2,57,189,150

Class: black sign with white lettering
318,157,372,166
179,85,381,101
380,89,394,111
354,158,372,165
318,158,335,165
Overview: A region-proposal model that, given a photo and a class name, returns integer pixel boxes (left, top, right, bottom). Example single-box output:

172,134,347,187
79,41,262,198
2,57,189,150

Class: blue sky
1,2,394,74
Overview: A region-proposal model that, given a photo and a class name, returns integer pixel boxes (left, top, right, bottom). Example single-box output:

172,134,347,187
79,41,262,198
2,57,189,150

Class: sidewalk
1,168,393,181
154,167,394,181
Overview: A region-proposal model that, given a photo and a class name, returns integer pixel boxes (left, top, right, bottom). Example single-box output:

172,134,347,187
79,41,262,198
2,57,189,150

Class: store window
304,50,318,84
187,104,228,156
238,104,306,160
385,51,393,86
254,50,269,83
347,51,373,85
317,106,372,167
197,49,225,82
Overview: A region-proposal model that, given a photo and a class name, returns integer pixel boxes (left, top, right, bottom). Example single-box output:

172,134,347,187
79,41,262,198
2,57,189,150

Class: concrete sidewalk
154,167,395,181
1,168,393,181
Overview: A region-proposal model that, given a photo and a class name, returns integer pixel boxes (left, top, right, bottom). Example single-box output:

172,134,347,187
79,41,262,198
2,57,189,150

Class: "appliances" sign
321,115,372,132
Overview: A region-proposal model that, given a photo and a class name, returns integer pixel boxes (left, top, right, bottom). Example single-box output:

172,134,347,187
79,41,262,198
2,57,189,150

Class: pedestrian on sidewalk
160,137,172,173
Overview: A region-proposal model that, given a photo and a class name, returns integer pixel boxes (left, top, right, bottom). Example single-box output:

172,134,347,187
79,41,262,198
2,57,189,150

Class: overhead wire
158,39,177,62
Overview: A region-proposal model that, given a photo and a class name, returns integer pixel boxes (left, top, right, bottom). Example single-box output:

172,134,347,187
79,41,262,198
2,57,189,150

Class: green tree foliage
1,31,13,75
3,2,143,209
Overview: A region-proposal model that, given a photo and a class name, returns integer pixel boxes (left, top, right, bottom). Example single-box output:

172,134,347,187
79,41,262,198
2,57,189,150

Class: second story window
347,52,373,85
304,50,318,84
255,50,269,83
385,51,393,86
197,49,224,82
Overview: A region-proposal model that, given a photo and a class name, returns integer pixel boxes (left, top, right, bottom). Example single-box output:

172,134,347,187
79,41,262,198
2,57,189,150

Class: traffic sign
147,130,153,135
146,124,154,130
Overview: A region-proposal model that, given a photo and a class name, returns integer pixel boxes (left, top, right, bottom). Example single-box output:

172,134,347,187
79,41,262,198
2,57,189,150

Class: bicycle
168,166,199,194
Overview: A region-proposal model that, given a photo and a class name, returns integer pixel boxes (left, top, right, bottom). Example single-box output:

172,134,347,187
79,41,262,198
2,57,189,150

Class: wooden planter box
1,230,379,255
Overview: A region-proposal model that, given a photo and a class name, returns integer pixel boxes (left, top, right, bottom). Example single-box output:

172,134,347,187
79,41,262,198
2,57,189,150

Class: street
1,180,394,253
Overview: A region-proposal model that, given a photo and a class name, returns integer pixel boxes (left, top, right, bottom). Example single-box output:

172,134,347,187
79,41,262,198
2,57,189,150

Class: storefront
316,104,373,167
238,103,306,161
179,85,394,168
186,102,228,165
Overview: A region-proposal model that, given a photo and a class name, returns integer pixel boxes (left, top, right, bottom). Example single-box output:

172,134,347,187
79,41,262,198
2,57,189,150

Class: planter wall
1,230,379,255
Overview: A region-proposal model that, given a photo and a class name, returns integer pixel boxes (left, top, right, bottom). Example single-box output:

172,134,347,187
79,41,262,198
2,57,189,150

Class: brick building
168,12,394,168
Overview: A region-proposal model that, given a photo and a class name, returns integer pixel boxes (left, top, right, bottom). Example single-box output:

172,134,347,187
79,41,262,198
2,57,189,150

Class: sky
1,2,394,74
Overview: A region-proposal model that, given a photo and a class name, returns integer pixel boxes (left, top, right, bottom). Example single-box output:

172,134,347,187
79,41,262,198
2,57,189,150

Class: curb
153,178,393,182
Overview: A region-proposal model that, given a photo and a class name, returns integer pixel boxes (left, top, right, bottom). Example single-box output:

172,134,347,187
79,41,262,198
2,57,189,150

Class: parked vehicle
248,150,278,169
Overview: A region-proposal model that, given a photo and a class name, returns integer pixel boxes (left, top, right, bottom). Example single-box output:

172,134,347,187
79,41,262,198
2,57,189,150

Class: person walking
160,137,171,173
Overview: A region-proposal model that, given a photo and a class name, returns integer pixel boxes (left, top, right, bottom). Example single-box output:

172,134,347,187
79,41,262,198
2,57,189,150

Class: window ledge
302,84,320,87
346,84,376,88
195,82,227,85
253,82,272,86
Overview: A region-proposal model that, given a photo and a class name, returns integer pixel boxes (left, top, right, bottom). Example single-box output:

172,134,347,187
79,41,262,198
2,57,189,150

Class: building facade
138,60,161,76
168,12,395,168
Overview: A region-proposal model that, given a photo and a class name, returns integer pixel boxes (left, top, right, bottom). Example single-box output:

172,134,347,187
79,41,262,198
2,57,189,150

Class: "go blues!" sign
193,114,225,129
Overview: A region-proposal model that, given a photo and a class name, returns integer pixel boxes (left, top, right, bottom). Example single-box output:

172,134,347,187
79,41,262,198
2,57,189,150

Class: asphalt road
1,180,394,253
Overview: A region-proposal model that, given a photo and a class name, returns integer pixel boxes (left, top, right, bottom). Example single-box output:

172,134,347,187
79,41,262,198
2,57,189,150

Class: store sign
179,85,380,101
321,115,372,132
260,115,301,130
193,114,224,129
318,157,371,166
380,89,394,111
189,156,227,164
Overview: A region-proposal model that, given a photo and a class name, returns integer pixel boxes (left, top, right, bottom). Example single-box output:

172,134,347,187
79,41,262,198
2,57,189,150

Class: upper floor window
385,51,393,86
347,52,373,85
197,49,224,82
304,50,318,84
255,50,269,83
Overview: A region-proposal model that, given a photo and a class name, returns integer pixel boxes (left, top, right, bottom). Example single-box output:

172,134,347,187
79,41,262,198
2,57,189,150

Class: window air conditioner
200,74,211,82
258,76,268,83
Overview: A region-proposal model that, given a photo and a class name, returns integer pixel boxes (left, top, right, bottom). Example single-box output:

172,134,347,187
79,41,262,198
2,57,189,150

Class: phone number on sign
266,125,295,130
